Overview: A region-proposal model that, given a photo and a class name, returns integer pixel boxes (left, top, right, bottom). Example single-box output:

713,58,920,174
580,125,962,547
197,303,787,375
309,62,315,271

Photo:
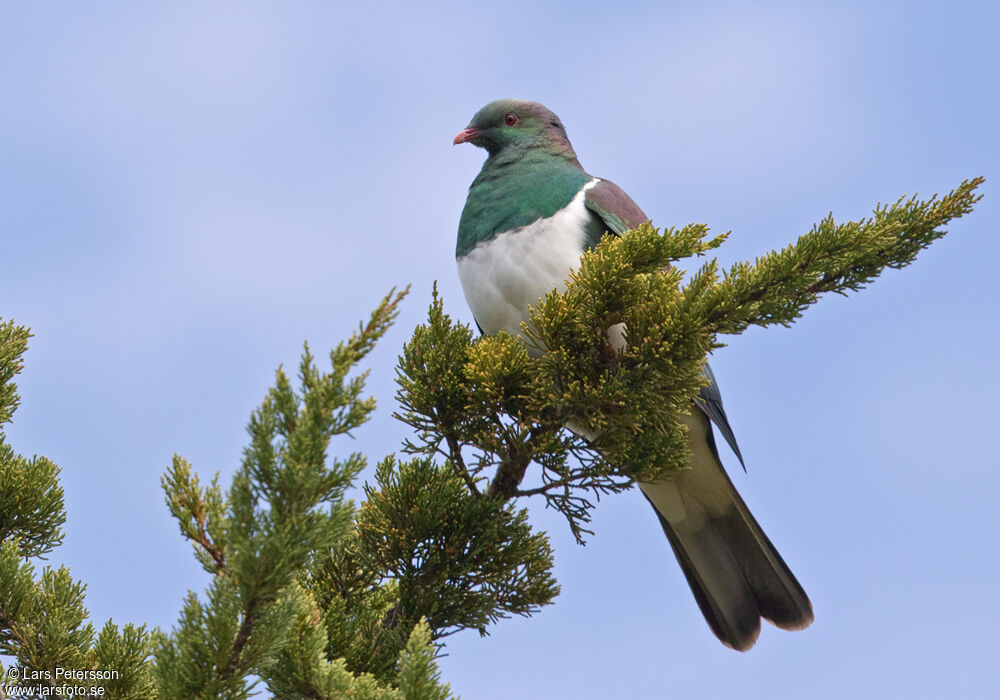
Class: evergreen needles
154,287,458,698
1,322,156,699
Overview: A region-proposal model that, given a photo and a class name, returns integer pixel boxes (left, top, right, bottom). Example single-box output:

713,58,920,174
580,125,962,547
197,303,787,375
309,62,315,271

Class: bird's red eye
504,113,518,126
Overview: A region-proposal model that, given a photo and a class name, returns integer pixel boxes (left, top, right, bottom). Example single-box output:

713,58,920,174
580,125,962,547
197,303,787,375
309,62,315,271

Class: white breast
458,179,599,339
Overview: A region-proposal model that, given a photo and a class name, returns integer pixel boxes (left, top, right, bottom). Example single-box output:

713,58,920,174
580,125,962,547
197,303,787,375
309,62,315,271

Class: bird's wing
584,179,745,467
583,178,648,235
693,364,746,470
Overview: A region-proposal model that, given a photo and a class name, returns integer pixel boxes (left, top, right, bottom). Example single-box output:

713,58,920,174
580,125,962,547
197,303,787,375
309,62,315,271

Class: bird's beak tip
453,127,479,146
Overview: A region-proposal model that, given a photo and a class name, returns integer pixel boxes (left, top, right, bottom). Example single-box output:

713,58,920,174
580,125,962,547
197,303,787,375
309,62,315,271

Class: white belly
457,179,598,338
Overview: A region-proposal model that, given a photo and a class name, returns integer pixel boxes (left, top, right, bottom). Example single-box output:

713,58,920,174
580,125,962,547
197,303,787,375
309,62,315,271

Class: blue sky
2,2,997,698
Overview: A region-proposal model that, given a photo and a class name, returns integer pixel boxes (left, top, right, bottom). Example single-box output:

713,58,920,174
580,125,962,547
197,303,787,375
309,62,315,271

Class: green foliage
155,287,458,699
0,320,156,699
262,587,454,700
395,620,455,700
695,178,985,334
0,322,66,559
94,621,159,700
0,451,66,560
3,294,461,699
0,321,31,428
394,178,983,542
301,535,406,680
358,457,558,637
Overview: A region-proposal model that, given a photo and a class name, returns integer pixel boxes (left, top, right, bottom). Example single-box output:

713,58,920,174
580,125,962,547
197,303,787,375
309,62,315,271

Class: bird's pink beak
453,127,480,145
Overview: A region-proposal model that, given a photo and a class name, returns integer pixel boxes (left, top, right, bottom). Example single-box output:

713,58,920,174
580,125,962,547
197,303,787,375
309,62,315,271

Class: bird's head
453,98,575,158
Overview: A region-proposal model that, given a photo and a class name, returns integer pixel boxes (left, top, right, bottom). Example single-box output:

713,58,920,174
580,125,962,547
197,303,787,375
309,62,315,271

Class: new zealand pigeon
453,98,813,651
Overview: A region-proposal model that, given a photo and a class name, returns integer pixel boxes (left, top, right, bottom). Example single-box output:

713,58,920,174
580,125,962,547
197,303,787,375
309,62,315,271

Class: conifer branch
394,177,982,545
700,177,984,335
443,433,481,496
155,288,434,698
1,321,156,698
220,604,256,681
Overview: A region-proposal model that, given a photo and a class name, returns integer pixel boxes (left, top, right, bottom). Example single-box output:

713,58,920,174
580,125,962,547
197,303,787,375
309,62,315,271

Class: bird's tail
639,412,813,651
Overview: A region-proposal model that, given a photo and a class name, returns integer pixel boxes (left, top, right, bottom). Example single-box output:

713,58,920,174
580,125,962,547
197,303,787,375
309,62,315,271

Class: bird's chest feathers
457,180,598,337
456,153,591,257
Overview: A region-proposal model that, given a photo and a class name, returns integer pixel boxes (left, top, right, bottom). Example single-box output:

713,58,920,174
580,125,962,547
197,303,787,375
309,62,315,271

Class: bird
453,98,813,651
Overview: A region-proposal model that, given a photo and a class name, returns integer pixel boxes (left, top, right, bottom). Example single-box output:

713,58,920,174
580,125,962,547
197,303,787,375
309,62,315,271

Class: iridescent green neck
456,150,589,257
